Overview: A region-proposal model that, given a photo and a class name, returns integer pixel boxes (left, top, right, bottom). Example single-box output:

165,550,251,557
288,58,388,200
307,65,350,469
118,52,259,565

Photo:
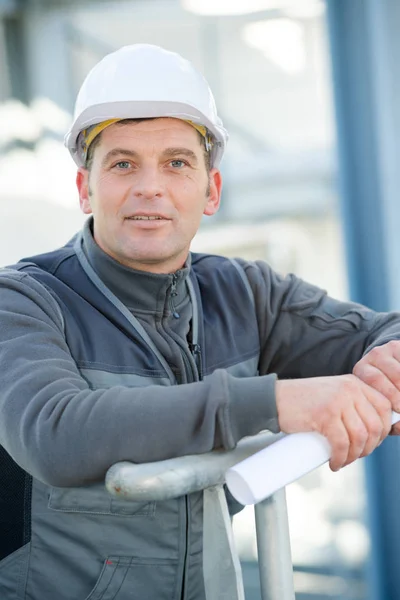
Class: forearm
1,366,277,487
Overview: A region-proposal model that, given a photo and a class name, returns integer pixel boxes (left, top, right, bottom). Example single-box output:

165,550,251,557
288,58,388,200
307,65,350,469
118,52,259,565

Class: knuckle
340,376,359,396
369,347,381,360
368,420,383,439
363,349,377,364
389,393,400,409
383,385,400,404
335,438,349,454
364,346,384,364
352,362,364,377
380,398,393,417
388,340,400,352
361,370,382,388
352,425,368,446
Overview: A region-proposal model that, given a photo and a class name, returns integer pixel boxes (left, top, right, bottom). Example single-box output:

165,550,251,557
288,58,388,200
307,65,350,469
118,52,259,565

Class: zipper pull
170,274,180,319
189,343,203,380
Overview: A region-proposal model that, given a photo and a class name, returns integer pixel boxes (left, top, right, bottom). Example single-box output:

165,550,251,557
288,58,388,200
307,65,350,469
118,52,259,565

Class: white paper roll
226,411,400,505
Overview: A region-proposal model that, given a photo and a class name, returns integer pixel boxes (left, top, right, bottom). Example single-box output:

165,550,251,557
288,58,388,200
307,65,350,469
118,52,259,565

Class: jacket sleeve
238,259,400,378
0,269,278,487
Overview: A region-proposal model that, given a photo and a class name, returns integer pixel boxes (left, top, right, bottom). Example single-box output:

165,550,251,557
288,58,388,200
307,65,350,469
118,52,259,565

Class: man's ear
76,168,92,214
203,168,222,216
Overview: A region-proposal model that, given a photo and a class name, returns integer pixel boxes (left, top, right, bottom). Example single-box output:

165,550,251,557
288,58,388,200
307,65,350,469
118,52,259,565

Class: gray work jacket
1,219,400,599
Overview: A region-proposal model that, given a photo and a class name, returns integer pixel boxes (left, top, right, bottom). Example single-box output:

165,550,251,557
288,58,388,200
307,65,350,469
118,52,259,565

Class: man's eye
115,161,131,169
170,160,186,168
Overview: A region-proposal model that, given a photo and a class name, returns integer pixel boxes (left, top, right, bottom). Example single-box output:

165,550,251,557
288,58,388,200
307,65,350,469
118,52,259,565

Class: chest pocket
48,483,156,517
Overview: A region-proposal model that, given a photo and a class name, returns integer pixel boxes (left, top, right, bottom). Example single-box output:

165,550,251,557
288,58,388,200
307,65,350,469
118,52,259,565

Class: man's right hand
275,375,393,471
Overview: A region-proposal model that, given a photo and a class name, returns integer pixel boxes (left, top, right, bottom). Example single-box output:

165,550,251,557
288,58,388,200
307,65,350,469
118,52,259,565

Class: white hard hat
65,44,228,168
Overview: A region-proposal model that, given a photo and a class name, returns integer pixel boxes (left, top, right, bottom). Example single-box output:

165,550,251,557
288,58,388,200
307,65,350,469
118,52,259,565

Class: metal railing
106,432,295,600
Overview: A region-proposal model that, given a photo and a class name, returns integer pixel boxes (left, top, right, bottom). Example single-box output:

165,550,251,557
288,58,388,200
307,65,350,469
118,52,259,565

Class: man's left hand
353,340,400,435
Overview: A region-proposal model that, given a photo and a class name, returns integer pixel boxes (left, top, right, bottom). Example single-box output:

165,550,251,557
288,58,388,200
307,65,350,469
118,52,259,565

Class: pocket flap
48,483,156,517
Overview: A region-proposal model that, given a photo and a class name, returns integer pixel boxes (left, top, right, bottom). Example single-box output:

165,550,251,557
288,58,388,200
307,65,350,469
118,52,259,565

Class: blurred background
1,0,400,598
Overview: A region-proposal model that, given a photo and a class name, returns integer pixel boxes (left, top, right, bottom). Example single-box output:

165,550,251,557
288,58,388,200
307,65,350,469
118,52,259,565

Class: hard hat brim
65,101,227,168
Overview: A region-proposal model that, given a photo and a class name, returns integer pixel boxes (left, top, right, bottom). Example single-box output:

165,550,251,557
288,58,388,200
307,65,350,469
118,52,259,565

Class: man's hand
276,374,392,471
353,340,400,435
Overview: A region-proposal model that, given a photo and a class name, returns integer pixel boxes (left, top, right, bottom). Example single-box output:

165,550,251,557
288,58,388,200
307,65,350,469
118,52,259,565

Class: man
0,43,400,600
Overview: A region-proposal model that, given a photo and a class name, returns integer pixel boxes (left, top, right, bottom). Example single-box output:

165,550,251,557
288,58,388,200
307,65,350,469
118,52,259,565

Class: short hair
85,118,211,173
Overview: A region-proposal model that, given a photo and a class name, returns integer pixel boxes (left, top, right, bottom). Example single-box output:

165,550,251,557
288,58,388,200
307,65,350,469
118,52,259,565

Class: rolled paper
225,411,400,506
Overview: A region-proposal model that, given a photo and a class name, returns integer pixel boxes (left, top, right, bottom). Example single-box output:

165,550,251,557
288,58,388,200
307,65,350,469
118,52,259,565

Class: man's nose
132,166,164,200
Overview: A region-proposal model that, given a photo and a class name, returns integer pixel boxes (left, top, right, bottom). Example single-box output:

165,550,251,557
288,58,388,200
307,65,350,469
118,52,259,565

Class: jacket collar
81,218,191,314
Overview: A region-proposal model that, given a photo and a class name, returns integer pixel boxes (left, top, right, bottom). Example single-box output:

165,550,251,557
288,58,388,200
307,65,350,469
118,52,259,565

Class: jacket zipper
181,343,203,599
189,343,203,380
166,275,203,599
169,274,180,319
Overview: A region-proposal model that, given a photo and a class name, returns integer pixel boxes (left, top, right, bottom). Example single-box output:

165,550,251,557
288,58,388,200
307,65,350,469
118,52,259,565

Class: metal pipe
106,433,295,600
106,431,283,501
255,489,295,600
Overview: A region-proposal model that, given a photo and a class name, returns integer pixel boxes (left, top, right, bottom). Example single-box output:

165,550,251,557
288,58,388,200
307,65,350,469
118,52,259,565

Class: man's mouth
127,216,166,221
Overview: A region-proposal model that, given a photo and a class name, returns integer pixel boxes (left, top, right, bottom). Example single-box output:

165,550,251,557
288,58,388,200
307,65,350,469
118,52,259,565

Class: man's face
76,118,222,273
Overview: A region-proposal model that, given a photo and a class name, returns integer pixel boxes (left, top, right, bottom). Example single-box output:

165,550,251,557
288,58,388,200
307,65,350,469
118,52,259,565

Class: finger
341,405,369,466
381,340,400,362
356,346,400,398
353,395,385,456
361,341,400,367
354,359,400,405
325,419,351,472
352,365,394,435
362,381,393,442
366,352,400,392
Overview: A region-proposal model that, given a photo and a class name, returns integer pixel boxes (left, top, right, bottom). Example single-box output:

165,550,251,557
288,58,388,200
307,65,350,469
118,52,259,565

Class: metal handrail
106,431,281,501
106,432,295,600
